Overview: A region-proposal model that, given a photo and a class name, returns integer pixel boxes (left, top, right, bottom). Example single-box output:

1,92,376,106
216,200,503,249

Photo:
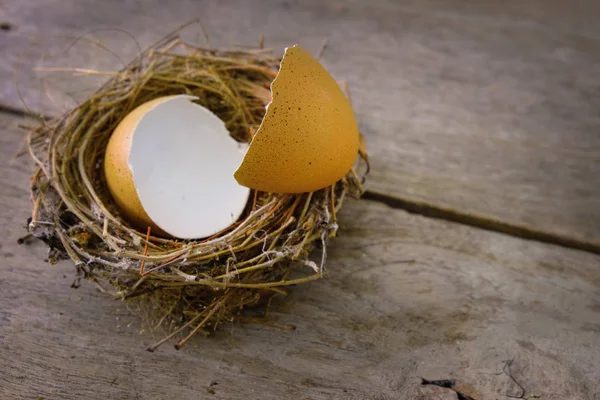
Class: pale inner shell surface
129,95,250,239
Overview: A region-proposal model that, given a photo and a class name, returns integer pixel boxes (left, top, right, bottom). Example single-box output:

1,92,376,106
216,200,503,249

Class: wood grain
1,0,599,250
2,113,599,399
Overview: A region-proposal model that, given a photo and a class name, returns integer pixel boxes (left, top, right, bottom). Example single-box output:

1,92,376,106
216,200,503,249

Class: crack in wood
0,102,45,120
363,190,600,256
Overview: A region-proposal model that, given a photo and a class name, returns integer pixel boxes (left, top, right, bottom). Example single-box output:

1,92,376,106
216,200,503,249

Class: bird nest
24,34,366,351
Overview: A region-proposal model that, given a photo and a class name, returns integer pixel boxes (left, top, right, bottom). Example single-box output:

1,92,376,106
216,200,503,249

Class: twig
217,64,277,78
17,233,33,245
174,302,222,349
316,38,328,60
146,312,203,352
30,195,41,225
60,27,141,66
237,317,296,331
196,16,211,48
33,67,120,76
139,226,151,275
330,184,337,226
341,80,352,105
102,217,108,238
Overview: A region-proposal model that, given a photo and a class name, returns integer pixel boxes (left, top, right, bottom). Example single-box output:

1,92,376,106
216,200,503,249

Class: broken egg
104,45,363,238
234,45,360,194
103,95,250,239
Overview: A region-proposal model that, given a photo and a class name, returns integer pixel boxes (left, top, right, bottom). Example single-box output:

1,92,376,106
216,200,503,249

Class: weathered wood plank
2,112,599,399
1,0,599,249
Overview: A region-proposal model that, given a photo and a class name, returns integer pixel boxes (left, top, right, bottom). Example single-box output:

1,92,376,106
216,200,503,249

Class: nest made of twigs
24,33,365,351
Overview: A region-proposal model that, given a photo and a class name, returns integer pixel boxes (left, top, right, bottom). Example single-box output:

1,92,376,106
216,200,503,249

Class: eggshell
104,95,250,239
234,45,360,193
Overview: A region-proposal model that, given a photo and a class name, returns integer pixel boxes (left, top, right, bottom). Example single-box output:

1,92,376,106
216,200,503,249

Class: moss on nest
24,32,366,351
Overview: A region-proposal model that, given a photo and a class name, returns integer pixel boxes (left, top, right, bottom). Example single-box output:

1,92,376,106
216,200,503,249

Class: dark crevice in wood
0,102,45,119
362,190,600,255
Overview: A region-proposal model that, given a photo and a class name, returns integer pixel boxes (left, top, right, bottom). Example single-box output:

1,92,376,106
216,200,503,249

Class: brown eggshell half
234,45,360,193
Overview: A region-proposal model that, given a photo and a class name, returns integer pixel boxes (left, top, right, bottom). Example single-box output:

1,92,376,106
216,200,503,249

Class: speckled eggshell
234,45,360,194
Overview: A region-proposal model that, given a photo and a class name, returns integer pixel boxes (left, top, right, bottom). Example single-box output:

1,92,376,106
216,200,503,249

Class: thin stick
342,80,353,106
298,192,313,224
330,184,337,225
33,67,120,76
239,317,296,331
316,38,328,60
60,28,140,67
102,217,108,238
139,226,151,275
146,312,203,352
153,300,179,331
218,65,278,78
174,303,222,350
141,253,182,276
196,16,211,48
251,190,259,211
163,272,327,289
199,220,242,244
30,195,41,225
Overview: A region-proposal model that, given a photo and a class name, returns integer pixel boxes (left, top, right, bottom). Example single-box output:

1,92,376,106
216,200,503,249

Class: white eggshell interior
128,95,250,239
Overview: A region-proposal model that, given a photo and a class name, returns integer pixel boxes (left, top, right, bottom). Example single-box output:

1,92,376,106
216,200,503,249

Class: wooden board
2,113,599,399
1,0,599,251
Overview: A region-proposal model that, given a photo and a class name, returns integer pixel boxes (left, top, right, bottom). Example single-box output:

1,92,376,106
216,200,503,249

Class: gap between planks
0,101,43,119
2,103,597,256
363,191,600,256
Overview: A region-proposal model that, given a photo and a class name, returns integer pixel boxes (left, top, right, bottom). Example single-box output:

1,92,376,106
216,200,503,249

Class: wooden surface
1,0,600,249
1,1,600,399
2,113,600,399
